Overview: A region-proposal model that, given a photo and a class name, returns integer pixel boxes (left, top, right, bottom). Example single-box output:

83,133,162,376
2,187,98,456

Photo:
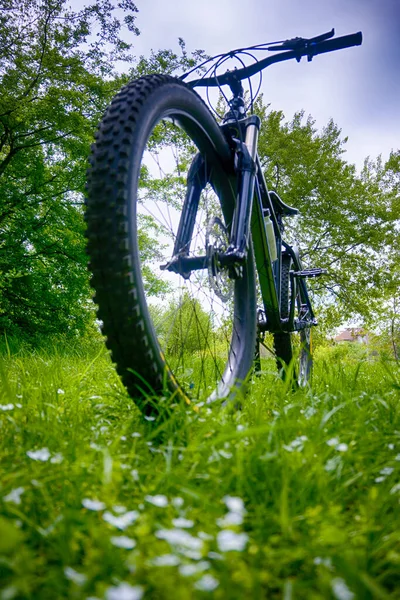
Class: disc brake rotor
205,216,233,302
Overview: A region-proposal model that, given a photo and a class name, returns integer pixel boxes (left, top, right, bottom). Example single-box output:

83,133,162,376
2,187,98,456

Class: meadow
0,338,399,599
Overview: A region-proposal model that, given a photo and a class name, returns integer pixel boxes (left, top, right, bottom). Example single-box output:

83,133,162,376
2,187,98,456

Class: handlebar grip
310,31,362,56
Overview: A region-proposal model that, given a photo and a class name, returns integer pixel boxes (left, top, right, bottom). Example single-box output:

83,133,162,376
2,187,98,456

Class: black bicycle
86,28,362,412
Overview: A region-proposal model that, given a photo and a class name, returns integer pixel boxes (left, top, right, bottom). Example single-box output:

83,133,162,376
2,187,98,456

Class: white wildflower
314,556,333,569
223,496,245,514
194,575,219,592
57,389,65,395
172,518,194,529
388,444,394,450
82,498,106,511
380,467,394,476
198,531,213,541
103,510,139,530
336,443,348,452
172,496,184,508
331,577,354,600
131,432,141,438
64,567,87,586
390,483,400,494
284,435,308,452
112,505,127,514
304,406,317,418
326,438,340,447
156,529,203,551
144,416,155,421
208,551,224,560
0,404,14,411
105,582,144,600
1,586,18,600
325,456,342,472
179,561,210,576
182,549,202,560
151,554,180,567
3,487,25,505
217,512,243,527
375,476,386,483
219,450,232,459
50,453,64,464
145,494,168,507
396,454,400,461
217,530,248,552
218,495,246,527
27,448,51,462
110,536,136,549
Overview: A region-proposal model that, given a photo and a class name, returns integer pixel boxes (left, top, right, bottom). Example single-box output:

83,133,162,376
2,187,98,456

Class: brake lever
267,37,307,51
267,28,335,52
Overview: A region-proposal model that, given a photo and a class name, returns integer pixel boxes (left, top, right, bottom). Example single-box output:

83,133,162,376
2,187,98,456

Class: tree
0,0,141,338
255,99,400,331
363,150,400,358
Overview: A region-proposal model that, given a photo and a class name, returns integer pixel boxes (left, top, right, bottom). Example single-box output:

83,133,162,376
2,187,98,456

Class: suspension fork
161,150,236,278
173,154,208,256
163,153,210,279
227,116,261,260
161,116,265,279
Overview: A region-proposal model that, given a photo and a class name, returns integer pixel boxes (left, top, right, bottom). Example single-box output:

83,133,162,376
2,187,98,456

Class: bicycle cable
179,38,285,81
187,47,265,143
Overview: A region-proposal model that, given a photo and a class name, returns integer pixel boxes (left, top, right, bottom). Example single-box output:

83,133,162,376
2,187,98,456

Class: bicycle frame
223,112,316,335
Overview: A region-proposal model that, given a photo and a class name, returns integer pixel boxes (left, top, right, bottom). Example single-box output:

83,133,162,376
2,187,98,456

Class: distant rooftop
335,328,367,343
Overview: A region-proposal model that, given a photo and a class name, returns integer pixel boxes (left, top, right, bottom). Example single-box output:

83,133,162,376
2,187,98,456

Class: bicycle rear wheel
273,254,312,385
86,75,257,413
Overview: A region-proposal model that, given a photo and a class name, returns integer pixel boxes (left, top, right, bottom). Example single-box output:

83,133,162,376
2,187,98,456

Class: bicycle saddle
269,191,299,216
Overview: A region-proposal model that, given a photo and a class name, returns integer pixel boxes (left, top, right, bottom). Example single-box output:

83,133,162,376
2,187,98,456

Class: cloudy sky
130,0,399,169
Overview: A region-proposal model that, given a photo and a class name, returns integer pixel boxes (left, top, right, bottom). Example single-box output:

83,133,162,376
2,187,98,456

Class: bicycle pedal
291,268,327,278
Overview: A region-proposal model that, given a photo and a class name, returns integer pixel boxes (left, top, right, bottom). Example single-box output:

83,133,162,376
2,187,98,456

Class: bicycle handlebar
187,31,362,88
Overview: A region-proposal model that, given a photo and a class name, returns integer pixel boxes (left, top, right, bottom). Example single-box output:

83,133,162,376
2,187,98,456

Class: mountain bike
85,28,362,413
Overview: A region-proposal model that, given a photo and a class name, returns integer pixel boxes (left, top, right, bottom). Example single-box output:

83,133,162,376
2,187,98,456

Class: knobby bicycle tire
273,253,312,385
86,75,257,413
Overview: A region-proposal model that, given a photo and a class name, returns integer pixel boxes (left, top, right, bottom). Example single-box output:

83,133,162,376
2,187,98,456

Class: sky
129,0,400,169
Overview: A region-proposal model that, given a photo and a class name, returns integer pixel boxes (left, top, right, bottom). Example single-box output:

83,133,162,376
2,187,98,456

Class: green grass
0,340,399,599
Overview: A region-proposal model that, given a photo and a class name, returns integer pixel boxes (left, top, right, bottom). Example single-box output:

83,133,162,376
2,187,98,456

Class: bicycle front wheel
86,75,257,412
